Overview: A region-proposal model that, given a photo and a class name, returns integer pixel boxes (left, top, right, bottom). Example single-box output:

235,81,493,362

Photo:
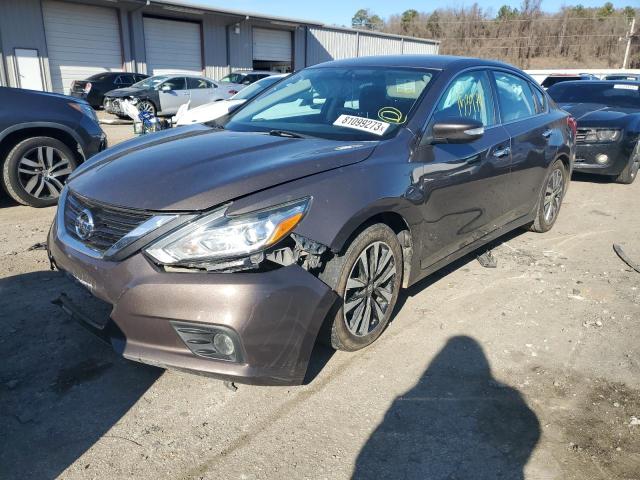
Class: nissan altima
48,55,575,385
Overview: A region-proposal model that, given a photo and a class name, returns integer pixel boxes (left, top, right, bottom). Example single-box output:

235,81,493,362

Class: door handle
493,146,511,158
542,129,553,138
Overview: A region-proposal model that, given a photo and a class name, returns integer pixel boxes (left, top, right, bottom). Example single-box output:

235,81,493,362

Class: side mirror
431,118,484,144
161,85,172,92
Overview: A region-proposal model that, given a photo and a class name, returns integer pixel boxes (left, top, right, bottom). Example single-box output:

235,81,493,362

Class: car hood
68,124,377,211
104,87,148,98
559,103,637,123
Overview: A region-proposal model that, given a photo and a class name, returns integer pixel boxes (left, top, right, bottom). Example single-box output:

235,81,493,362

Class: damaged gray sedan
48,55,574,385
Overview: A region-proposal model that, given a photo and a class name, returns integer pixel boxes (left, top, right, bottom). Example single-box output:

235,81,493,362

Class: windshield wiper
269,129,305,139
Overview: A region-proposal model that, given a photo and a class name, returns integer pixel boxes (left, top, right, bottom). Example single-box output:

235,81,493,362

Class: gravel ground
0,125,639,479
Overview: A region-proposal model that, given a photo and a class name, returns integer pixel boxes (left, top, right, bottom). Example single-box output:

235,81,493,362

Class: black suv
70,72,149,108
0,87,106,207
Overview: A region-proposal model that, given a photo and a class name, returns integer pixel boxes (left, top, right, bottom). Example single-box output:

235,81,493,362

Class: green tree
622,6,636,20
401,9,419,33
597,2,615,18
352,9,370,29
497,5,519,20
369,14,384,31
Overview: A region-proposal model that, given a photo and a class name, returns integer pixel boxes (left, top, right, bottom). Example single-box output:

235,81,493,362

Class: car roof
310,54,520,72
548,80,640,87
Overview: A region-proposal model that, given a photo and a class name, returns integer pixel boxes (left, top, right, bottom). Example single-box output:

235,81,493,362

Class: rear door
491,70,555,221
415,69,513,268
187,78,222,106
158,77,189,114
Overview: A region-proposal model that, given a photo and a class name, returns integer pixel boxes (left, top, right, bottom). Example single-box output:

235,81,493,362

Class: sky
190,0,636,26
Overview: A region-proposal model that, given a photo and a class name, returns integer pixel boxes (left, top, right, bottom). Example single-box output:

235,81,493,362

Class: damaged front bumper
48,221,338,385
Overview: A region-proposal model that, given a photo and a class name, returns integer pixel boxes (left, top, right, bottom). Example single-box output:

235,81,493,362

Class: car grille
575,129,588,143
64,191,152,253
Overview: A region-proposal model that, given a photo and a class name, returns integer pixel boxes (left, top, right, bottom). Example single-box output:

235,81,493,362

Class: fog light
595,154,609,165
213,333,235,356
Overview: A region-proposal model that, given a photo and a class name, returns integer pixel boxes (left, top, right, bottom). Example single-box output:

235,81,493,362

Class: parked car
604,74,640,82
0,87,106,208
70,72,149,108
175,74,287,126
218,70,277,94
540,74,598,89
547,80,640,184
103,75,234,117
48,55,574,385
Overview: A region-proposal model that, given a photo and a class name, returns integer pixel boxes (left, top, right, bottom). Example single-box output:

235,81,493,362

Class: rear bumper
48,220,338,385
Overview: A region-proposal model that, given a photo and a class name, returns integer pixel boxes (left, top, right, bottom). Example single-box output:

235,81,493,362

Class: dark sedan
0,87,106,207
547,81,640,184
49,55,574,385
70,72,148,108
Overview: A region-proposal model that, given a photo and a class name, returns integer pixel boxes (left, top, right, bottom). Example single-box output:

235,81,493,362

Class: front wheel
2,137,78,207
529,159,566,233
137,100,156,116
319,224,403,351
615,142,639,185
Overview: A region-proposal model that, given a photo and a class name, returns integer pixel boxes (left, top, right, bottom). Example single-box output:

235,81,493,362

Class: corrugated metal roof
144,0,440,45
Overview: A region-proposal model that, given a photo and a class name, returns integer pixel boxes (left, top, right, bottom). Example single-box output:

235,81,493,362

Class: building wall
0,0,52,90
0,0,439,90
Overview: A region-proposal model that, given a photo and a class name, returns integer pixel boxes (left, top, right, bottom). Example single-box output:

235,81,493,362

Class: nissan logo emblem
74,208,95,240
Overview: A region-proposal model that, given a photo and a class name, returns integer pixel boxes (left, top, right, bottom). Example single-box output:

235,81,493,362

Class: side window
161,77,187,91
187,77,210,89
434,70,495,127
530,84,547,114
493,72,536,122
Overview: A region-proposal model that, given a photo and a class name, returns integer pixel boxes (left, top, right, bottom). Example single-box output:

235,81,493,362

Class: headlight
145,198,309,265
583,128,621,143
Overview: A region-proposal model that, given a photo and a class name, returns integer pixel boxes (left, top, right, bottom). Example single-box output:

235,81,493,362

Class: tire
1,136,78,208
319,224,403,351
614,142,639,185
137,100,156,116
528,159,566,233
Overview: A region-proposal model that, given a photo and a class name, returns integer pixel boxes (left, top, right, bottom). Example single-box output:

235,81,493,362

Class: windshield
548,83,640,109
132,75,170,89
225,67,435,140
232,76,283,100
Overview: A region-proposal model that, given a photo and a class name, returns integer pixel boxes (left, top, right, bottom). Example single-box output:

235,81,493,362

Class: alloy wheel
17,146,72,200
543,167,564,224
343,241,397,337
138,101,155,115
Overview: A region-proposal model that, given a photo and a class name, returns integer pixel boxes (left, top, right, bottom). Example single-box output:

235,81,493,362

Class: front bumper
48,220,338,385
103,96,124,115
573,140,633,176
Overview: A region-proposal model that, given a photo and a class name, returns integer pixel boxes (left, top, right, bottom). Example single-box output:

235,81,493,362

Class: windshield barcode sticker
333,115,390,136
613,84,638,91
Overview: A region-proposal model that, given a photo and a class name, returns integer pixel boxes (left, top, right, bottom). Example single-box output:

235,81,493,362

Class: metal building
0,0,439,94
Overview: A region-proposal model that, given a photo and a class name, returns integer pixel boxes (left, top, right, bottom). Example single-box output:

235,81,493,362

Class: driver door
158,77,189,114
414,69,513,268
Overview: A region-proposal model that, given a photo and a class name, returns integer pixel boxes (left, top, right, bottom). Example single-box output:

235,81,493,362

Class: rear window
87,73,114,82
547,83,640,109
541,76,582,88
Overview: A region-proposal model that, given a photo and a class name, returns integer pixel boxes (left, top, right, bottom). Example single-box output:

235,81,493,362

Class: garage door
143,17,202,76
43,1,123,94
253,28,292,62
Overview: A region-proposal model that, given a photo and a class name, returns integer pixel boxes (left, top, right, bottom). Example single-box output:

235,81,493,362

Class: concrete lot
1,124,639,479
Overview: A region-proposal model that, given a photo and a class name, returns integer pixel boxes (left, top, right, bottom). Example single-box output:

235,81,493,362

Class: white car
175,74,286,126
218,70,278,94
104,75,237,117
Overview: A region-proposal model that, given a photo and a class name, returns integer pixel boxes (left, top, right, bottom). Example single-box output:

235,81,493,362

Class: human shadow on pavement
352,336,540,480
0,270,162,479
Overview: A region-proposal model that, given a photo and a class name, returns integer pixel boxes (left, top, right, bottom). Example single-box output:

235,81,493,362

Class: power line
439,33,627,41
382,16,635,26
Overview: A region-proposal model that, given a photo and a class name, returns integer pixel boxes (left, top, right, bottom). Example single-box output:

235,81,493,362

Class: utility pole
623,17,635,69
